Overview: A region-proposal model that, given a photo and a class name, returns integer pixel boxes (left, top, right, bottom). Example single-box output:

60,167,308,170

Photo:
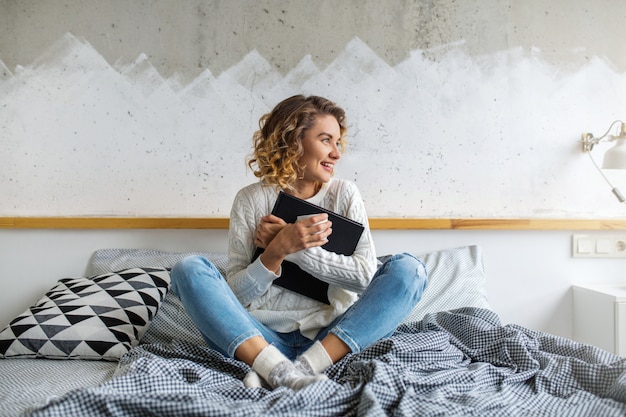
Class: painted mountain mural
1,33,625,217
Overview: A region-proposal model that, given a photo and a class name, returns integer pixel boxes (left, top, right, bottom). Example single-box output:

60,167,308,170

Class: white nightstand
573,284,626,356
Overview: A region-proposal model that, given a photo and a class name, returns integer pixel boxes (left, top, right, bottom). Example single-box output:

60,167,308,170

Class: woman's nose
331,144,341,159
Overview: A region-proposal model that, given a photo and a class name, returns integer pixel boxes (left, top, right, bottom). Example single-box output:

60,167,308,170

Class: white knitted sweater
226,178,377,339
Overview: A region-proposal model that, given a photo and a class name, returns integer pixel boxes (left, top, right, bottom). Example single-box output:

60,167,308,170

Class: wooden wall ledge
1,217,626,230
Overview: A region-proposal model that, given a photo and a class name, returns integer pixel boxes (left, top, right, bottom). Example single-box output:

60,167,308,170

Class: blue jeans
170,253,427,360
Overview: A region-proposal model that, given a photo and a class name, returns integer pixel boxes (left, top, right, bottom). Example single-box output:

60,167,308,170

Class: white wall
1,229,624,342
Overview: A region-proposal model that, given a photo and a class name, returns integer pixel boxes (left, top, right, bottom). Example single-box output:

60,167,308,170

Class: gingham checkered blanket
28,308,626,417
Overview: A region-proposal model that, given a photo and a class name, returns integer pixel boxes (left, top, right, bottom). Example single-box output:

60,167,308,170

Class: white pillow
403,245,489,323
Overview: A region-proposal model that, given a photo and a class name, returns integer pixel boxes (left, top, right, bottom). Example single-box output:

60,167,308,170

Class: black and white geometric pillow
0,267,170,361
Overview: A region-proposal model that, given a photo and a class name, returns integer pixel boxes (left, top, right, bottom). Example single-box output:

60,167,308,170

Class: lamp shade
602,138,626,169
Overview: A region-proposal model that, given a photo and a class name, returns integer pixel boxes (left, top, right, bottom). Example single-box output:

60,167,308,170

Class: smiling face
248,95,347,196
294,114,342,199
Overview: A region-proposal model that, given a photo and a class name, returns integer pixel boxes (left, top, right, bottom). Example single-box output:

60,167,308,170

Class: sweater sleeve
225,186,279,307
285,181,377,294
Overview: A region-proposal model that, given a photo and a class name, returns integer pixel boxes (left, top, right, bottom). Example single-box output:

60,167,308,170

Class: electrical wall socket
572,234,626,258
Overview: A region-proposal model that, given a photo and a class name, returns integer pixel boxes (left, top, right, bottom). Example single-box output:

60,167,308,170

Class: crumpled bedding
27,308,626,417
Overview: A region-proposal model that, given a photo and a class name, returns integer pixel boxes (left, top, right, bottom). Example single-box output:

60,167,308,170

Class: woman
171,95,428,390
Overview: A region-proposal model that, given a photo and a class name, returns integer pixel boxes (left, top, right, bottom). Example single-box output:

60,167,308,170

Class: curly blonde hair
248,95,347,192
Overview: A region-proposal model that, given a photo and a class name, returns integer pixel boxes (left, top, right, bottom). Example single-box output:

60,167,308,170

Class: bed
1,245,625,416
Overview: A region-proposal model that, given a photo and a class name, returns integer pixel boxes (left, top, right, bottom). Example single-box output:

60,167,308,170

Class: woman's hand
259,213,332,273
254,214,287,249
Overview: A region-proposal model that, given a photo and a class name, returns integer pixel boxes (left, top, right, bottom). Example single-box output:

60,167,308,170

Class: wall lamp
581,120,626,203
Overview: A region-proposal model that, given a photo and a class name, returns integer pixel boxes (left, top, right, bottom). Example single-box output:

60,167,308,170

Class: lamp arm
582,120,625,151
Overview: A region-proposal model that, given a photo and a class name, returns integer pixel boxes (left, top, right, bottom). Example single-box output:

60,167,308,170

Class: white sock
251,345,326,390
297,341,333,374
243,371,264,388
251,345,288,382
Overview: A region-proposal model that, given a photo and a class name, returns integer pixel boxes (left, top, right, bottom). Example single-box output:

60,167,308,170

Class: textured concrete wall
2,0,624,77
